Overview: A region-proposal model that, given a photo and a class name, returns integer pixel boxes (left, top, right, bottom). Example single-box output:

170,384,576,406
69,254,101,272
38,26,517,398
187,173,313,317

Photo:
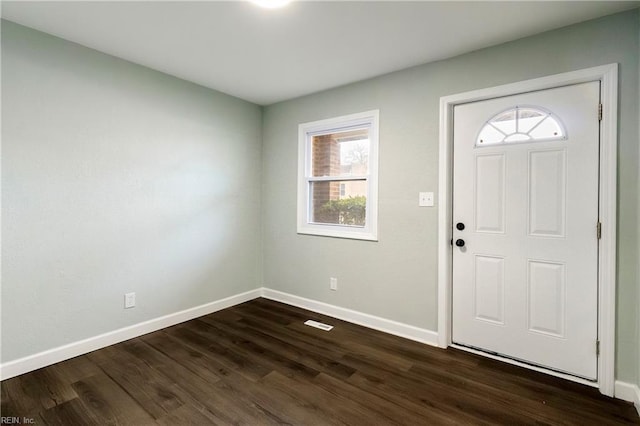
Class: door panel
474,255,505,324
452,82,600,380
528,149,566,237
475,154,505,234
527,260,565,337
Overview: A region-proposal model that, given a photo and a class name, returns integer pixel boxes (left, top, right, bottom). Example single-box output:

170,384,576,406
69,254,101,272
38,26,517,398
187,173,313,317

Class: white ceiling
2,1,638,105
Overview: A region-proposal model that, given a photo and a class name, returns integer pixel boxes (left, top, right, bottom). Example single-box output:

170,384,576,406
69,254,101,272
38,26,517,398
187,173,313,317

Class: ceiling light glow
250,0,291,9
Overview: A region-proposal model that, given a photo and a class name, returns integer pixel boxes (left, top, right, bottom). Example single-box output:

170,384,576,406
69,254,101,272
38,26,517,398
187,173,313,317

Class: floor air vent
304,320,334,331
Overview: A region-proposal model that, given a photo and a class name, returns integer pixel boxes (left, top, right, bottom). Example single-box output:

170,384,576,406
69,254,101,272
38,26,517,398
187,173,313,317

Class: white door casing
437,64,618,396
452,82,600,380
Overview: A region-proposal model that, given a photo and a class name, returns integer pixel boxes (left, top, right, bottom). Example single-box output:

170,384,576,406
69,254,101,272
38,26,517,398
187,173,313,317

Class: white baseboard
614,381,640,415
0,288,262,381
3,284,636,416
261,288,439,347
1,287,438,381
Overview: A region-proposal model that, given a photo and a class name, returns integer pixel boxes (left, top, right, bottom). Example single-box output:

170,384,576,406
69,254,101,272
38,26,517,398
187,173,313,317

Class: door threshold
450,343,598,388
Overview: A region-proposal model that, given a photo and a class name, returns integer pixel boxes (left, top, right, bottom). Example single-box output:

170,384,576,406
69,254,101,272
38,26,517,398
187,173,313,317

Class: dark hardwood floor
2,298,638,425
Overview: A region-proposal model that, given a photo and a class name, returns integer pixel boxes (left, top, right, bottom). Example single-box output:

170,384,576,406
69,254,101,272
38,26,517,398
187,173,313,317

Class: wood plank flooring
2,298,638,425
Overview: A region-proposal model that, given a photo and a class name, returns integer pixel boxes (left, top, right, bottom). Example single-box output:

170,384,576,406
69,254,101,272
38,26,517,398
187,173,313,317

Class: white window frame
297,110,379,241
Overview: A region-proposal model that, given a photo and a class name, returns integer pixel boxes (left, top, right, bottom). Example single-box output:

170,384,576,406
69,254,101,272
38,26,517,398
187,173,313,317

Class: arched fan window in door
476,106,566,147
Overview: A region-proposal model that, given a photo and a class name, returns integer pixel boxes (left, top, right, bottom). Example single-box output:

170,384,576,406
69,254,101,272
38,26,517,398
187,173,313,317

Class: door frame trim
437,64,618,396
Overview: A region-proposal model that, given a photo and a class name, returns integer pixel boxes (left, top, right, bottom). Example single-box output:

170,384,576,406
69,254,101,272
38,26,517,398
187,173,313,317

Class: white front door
452,82,600,380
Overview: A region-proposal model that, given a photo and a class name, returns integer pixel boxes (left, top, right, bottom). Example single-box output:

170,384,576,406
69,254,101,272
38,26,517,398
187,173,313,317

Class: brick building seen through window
311,129,369,226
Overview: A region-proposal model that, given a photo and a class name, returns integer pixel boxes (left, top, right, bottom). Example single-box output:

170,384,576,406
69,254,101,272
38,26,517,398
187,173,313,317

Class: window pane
477,124,505,145
476,106,566,148
310,180,367,226
518,108,546,133
529,116,564,139
504,133,530,142
312,128,369,177
490,109,516,134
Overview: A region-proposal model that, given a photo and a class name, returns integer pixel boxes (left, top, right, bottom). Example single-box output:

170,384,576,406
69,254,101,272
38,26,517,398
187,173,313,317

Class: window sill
297,225,378,241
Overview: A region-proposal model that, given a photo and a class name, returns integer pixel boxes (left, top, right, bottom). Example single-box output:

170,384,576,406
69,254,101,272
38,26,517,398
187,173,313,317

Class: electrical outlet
419,191,434,207
124,292,136,309
330,277,338,291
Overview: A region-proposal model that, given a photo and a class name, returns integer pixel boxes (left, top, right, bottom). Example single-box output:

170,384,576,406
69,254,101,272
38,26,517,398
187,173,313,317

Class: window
476,106,566,147
297,110,379,240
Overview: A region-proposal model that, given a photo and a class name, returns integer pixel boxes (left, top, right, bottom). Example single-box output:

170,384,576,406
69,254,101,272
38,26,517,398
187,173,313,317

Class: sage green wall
262,10,640,383
3,10,639,385
1,21,263,363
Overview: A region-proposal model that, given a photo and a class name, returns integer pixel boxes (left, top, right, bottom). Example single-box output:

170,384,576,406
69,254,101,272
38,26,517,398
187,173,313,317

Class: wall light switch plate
330,277,338,291
124,292,136,309
419,192,434,207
